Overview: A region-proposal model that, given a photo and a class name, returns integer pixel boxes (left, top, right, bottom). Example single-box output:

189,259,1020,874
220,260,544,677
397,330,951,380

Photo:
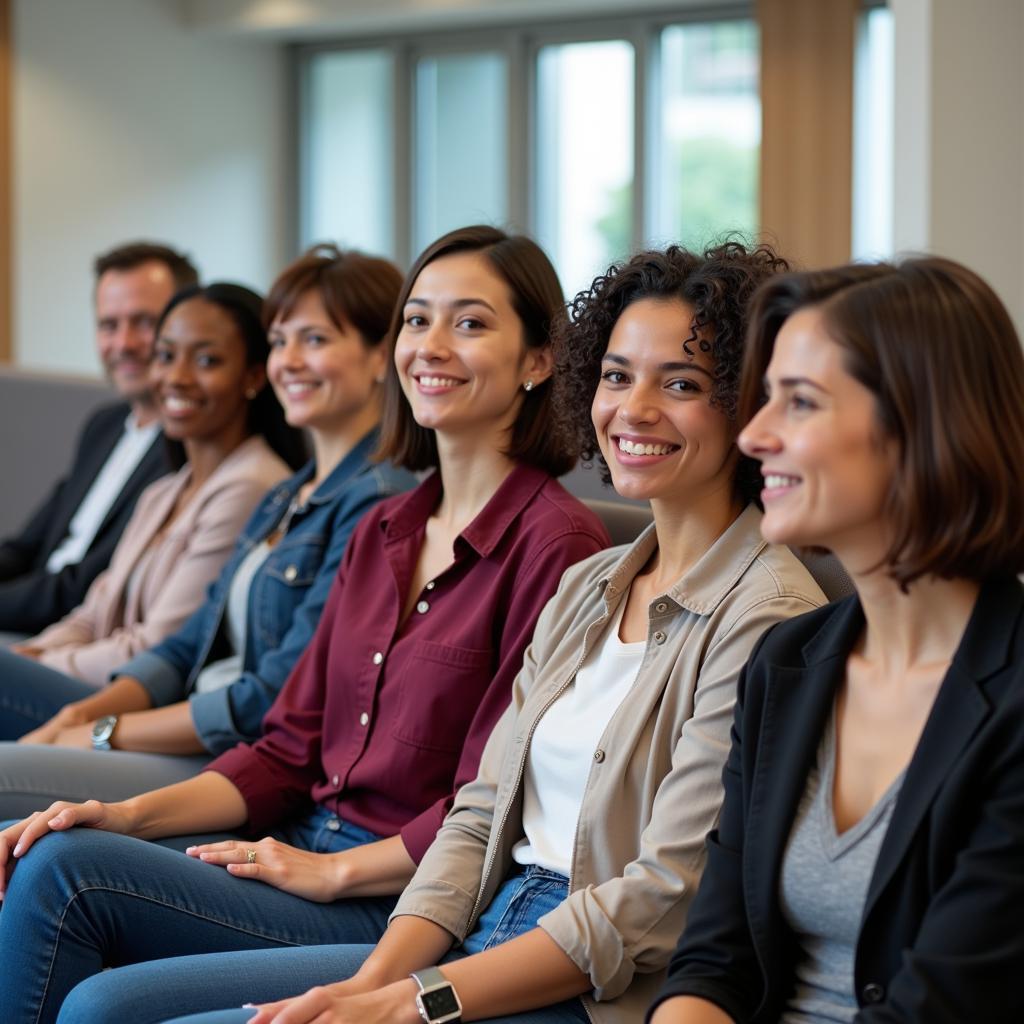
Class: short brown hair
554,242,789,504
264,244,403,348
377,225,576,476
93,241,199,291
740,257,1024,586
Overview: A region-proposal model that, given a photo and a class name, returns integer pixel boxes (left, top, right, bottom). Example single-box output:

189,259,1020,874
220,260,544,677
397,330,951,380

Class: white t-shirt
193,538,273,695
512,590,646,875
46,414,161,573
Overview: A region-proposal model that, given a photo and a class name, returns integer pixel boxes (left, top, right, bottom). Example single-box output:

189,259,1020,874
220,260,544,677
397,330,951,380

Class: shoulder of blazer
752,593,863,669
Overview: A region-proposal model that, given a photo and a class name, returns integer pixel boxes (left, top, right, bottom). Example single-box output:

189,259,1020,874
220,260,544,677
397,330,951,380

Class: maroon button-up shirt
206,463,609,862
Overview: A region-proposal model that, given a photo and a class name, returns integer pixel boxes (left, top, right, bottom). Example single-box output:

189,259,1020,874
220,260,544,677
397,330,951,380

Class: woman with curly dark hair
30,242,825,1024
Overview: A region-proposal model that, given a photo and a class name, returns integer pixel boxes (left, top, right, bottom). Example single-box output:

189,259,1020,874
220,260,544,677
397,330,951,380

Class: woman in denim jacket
0,246,414,814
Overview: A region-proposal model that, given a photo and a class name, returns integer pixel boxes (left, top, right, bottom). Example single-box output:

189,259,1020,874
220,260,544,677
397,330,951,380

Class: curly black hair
553,241,789,504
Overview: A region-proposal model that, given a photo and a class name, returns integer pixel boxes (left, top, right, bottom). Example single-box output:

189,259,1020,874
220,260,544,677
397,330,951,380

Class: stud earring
245,388,258,400
524,380,534,392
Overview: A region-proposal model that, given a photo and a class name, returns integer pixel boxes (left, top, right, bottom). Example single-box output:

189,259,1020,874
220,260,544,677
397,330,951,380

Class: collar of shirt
379,461,552,558
599,503,769,618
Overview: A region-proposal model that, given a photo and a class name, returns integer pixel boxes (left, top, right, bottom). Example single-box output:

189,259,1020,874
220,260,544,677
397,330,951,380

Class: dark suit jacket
650,576,1024,1023
0,402,171,633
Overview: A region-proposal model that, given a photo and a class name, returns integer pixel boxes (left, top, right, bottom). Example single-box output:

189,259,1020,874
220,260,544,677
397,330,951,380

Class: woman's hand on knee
0,799,133,889
246,979,418,1024
186,836,349,903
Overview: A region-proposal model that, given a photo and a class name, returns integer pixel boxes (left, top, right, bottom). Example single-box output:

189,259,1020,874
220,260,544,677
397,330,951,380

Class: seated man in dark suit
0,242,199,636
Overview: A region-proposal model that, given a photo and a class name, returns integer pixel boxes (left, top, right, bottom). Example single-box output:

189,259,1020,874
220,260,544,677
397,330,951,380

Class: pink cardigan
29,436,290,686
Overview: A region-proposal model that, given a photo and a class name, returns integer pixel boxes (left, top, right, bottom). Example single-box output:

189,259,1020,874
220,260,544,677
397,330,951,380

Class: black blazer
0,402,171,633
651,576,1024,1023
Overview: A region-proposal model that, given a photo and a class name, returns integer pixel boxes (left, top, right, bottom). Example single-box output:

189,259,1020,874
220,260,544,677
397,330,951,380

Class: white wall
892,0,1024,334
13,0,288,375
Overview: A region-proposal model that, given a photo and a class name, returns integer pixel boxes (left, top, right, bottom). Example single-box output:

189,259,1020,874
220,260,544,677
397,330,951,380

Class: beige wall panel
758,0,857,268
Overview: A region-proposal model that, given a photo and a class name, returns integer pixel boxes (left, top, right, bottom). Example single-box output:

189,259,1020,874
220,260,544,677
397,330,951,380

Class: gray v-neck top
779,709,905,1023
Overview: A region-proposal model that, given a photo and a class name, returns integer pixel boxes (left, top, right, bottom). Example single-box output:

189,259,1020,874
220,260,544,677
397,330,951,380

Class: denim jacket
116,430,415,754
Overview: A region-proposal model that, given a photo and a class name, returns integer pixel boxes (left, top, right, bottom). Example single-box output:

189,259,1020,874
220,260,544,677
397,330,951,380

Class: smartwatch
91,715,119,752
410,966,462,1024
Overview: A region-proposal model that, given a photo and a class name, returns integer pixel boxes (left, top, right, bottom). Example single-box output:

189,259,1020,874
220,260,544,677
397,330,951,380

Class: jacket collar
865,575,1024,912
598,503,769,616
380,462,551,557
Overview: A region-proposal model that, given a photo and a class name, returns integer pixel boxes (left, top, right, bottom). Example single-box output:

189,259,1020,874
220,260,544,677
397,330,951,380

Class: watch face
420,986,460,1019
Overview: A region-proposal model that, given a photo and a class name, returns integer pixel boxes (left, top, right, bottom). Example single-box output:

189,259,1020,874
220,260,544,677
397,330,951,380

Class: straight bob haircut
376,225,577,476
739,256,1024,587
263,244,403,349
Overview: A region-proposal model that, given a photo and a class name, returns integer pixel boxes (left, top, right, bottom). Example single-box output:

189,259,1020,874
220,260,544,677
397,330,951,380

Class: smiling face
738,306,897,563
95,261,177,404
267,289,386,437
150,297,265,446
393,250,550,445
590,297,738,508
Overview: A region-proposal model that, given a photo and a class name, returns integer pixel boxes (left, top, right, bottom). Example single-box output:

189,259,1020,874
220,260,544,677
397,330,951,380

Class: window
651,21,760,253
302,49,394,256
852,4,894,260
536,40,635,297
298,6,885,283
298,9,761,289
413,51,509,254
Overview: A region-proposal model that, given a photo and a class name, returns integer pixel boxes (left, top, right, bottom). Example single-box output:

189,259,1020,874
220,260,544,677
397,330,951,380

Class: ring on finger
245,848,257,865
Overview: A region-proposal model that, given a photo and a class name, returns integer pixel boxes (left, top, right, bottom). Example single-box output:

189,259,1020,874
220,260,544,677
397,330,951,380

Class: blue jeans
0,647,97,739
0,808,395,1024
59,865,592,1024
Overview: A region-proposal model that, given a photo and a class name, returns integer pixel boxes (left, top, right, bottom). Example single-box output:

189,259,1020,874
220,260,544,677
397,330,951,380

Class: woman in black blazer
649,257,1024,1024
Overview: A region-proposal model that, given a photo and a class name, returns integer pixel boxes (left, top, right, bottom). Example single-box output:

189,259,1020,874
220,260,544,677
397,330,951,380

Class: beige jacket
392,504,826,1024
30,436,290,686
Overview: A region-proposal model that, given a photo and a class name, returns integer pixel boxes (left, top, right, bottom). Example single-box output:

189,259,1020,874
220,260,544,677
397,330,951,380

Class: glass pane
303,50,394,256
852,6,894,259
414,52,508,253
536,40,635,299
652,21,760,251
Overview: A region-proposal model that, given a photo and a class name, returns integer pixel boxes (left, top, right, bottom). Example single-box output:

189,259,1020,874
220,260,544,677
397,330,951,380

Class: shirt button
359,712,369,726
416,600,430,614
653,630,667,644
331,774,340,787
862,983,885,1004
593,749,605,763
372,652,384,665
425,580,436,591
655,602,668,613
325,817,341,831
283,565,298,582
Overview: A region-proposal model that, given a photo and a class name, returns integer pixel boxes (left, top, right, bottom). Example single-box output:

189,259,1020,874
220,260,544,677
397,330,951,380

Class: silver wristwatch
91,715,118,752
411,966,462,1024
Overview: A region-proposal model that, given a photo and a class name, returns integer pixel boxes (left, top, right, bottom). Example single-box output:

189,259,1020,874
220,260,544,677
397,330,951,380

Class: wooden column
758,0,857,268
0,0,10,363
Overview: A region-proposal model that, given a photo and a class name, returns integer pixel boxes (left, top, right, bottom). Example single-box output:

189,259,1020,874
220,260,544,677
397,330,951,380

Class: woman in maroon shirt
0,226,609,1024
